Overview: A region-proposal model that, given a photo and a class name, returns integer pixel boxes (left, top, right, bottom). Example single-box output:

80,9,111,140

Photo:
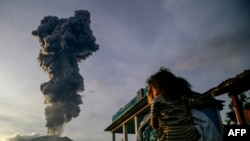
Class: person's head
147,86,154,104
146,67,181,100
146,83,161,104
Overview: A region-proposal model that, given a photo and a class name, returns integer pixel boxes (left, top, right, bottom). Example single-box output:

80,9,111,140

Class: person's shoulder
153,94,169,103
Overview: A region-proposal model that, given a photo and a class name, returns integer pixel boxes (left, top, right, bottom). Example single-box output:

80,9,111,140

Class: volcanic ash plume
32,10,99,136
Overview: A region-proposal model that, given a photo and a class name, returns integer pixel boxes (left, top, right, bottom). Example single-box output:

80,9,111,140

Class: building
104,69,250,141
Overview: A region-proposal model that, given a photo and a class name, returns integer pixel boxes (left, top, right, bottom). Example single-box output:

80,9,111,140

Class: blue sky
0,0,249,141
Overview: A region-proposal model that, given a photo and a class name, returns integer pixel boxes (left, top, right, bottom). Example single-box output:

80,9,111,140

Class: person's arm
150,117,159,129
150,99,160,129
192,97,225,110
183,95,224,110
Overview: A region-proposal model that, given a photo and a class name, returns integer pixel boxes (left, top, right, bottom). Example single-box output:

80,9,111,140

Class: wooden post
112,132,115,141
123,124,128,141
228,93,247,125
134,116,139,140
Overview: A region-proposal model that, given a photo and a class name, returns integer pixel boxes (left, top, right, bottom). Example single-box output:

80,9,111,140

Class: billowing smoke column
32,10,99,136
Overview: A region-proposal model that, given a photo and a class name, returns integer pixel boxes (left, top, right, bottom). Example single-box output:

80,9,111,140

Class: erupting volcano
32,10,99,137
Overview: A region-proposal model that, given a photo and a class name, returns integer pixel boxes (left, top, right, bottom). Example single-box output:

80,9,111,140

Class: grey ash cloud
32,10,99,136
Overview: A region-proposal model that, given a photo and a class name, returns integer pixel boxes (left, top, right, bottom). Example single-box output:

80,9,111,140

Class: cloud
2,133,41,141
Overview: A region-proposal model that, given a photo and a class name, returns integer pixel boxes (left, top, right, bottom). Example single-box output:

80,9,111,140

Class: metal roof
202,69,250,97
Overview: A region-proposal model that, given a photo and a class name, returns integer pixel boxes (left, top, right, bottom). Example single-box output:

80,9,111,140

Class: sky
0,0,249,141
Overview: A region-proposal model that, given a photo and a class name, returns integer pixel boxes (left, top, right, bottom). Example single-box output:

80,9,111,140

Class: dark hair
177,77,193,98
147,67,182,100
